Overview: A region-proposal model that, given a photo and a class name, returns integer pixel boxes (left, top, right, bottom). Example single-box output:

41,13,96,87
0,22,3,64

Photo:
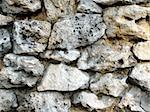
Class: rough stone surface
93,0,150,5
48,14,106,50
73,91,115,111
13,19,51,54
90,73,128,97
40,49,80,63
118,87,145,112
1,0,41,14
77,0,102,13
77,38,137,72
104,5,150,40
133,41,150,60
0,89,18,111
38,63,89,91
0,53,44,88
0,29,12,57
44,0,76,23
129,63,150,91
17,91,71,112
0,0,149,112
0,14,13,26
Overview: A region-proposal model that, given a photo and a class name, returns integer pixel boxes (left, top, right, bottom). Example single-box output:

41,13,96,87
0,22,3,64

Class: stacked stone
0,0,149,112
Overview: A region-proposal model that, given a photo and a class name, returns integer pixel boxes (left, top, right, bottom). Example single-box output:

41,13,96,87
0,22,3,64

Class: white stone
77,39,136,72
77,0,102,13
1,0,41,14
90,73,128,97
40,49,80,63
17,91,71,112
13,19,51,54
44,0,75,23
48,14,106,50
133,41,150,60
73,91,115,111
38,63,89,91
118,87,145,112
0,89,18,111
0,14,13,26
129,63,150,91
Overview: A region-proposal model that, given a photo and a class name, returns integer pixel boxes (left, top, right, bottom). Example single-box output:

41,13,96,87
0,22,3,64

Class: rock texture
133,41,150,60
104,5,150,40
48,14,106,50
38,63,89,91
77,38,137,72
0,54,44,88
73,91,115,111
1,0,41,14
0,29,12,57
0,0,149,112
13,20,51,54
17,91,71,112
0,89,18,111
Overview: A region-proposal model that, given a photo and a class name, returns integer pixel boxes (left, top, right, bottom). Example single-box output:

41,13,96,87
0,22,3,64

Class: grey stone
90,73,128,97
40,49,80,63
44,0,76,23
48,14,106,50
1,0,41,14
0,89,18,111
17,91,71,112
77,38,136,72
118,87,145,112
13,20,51,54
104,5,150,40
0,54,44,88
129,63,150,91
73,91,115,111
4,53,44,76
37,63,89,91
0,14,13,26
93,0,150,5
77,0,102,13
0,29,12,57
133,41,150,60
141,93,150,112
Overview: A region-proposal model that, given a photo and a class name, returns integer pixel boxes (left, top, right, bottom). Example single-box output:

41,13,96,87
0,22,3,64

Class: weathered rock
48,14,106,50
133,41,150,60
4,53,44,76
13,20,51,54
40,49,80,63
77,39,136,72
129,63,150,91
77,0,102,13
93,0,150,5
38,63,89,91
141,93,150,112
0,67,39,88
104,5,150,40
0,89,18,111
1,0,41,14
90,73,128,97
73,91,115,111
44,0,76,23
118,87,145,112
17,91,71,112
0,54,44,88
0,14,13,26
0,29,12,57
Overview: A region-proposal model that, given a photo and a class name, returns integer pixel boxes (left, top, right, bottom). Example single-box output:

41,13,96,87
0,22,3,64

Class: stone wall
0,0,149,112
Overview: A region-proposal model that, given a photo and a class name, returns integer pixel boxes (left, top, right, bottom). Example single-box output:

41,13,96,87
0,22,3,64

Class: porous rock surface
0,0,149,112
